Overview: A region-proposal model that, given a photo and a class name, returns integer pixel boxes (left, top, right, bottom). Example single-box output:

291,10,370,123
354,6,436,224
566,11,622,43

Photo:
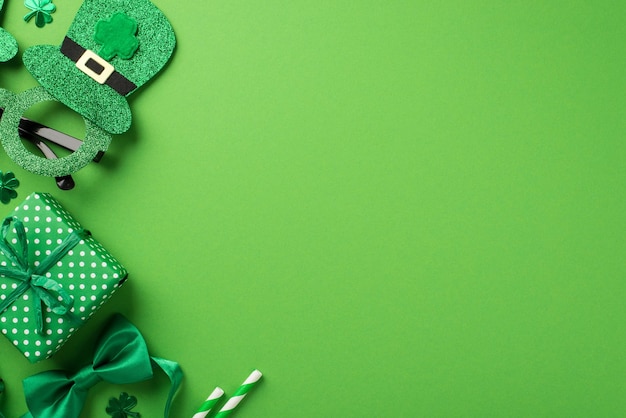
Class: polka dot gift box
0,192,127,363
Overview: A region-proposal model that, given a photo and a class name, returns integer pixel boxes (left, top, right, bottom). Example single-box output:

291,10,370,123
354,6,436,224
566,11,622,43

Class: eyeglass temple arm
0,108,76,190
17,130,76,190
0,107,105,162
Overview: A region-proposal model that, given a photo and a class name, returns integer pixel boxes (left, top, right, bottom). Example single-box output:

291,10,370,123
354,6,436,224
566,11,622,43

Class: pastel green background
0,0,624,416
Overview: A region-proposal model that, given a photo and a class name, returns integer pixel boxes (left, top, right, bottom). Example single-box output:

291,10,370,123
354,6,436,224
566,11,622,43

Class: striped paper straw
192,387,225,418
213,370,263,418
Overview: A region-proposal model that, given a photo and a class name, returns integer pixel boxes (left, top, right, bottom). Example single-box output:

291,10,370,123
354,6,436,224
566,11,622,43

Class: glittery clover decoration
0,0,18,62
106,392,140,418
23,0,56,28
0,171,19,204
94,13,139,61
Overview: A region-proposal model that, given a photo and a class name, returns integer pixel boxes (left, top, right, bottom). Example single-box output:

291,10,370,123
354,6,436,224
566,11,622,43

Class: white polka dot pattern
0,193,128,363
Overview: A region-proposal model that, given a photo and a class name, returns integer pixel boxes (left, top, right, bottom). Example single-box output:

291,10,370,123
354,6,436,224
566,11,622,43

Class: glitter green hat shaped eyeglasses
0,0,18,62
23,0,176,135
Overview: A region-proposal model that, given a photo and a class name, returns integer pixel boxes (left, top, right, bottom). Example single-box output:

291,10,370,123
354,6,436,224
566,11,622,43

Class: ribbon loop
0,216,28,270
0,216,86,332
30,275,74,315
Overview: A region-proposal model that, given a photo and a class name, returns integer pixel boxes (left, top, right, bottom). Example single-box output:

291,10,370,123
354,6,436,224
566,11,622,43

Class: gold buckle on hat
75,49,114,84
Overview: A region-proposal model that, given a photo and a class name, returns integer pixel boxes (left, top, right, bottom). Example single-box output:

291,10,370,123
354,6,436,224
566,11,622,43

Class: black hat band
60,37,137,96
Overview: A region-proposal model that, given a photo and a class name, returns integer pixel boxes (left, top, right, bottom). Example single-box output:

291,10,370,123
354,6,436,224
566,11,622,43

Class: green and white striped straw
192,387,225,418
213,370,263,418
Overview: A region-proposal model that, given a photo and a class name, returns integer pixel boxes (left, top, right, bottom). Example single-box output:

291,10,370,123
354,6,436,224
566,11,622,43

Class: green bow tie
22,314,183,418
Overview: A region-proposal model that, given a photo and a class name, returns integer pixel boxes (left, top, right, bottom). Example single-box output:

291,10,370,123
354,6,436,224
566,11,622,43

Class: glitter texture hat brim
23,45,132,134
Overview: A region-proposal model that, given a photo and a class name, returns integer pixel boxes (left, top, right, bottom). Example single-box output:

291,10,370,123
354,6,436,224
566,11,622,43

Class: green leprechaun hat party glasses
23,0,176,135
0,0,175,184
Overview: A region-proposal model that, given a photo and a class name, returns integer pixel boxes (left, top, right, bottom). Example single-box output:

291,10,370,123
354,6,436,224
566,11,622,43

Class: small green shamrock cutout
94,13,139,61
23,0,56,28
0,171,19,204
106,392,140,418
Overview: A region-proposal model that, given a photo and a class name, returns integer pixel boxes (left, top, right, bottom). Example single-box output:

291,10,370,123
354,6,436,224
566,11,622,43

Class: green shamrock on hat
94,12,139,60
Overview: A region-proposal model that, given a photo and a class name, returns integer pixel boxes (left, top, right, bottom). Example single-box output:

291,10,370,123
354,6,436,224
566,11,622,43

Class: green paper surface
0,193,127,363
0,0,625,417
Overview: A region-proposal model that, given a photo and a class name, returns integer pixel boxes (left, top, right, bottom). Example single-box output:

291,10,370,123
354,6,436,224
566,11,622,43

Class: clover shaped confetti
0,171,19,204
23,0,56,28
94,13,139,61
106,392,140,418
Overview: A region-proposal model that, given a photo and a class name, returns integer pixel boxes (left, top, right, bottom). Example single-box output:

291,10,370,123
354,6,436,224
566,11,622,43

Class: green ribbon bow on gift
22,314,183,418
0,216,86,333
